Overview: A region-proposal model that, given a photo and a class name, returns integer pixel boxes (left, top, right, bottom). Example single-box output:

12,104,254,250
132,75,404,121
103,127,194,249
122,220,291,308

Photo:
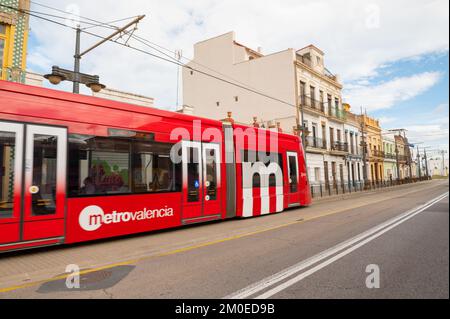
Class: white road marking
225,192,449,299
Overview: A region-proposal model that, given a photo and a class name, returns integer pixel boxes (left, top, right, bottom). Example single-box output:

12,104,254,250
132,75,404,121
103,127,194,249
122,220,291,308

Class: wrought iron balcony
305,136,327,150
371,149,385,158
384,153,397,160
299,95,326,114
330,108,347,121
331,141,349,152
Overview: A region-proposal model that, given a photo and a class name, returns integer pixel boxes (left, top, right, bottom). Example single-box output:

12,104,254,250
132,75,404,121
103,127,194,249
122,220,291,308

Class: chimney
221,111,235,124
252,116,260,128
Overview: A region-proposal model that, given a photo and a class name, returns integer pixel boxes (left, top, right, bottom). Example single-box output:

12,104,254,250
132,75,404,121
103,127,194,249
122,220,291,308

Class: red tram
0,80,311,252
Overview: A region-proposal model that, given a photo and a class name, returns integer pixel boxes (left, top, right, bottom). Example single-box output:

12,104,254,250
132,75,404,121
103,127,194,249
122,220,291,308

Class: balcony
384,153,397,160
397,155,409,163
329,107,347,121
305,136,327,150
300,95,326,114
330,141,349,154
371,149,385,158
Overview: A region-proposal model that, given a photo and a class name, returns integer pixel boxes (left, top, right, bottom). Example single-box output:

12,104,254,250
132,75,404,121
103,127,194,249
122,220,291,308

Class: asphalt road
0,180,448,299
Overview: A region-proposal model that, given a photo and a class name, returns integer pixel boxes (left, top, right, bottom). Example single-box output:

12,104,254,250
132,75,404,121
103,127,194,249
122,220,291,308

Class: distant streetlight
44,15,145,94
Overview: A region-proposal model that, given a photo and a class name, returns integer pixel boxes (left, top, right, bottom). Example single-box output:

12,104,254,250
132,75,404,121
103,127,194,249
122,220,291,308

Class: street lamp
44,65,105,93
44,16,145,94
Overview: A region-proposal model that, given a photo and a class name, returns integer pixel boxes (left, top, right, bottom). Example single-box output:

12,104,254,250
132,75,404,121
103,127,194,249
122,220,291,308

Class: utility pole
417,145,422,179
394,139,401,182
175,49,182,107
360,107,368,188
388,129,407,182
424,148,429,179
73,26,82,93
408,144,413,179
45,15,145,93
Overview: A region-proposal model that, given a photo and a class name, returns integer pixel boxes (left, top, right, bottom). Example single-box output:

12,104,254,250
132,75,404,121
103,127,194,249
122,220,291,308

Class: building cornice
295,60,343,89
0,12,18,25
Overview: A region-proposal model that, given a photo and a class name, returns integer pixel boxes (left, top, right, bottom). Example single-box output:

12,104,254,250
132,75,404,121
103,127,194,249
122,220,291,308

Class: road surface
0,179,448,299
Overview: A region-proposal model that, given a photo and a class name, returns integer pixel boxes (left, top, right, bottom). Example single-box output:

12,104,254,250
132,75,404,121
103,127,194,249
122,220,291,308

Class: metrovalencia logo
78,205,174,231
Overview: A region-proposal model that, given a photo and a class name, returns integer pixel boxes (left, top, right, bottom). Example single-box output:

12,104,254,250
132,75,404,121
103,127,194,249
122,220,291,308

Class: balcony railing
310,177,431,199
331,141,349,152
397,155,409,162
329,107,347,121
371,149,385,158
300,95,326,114
384,153,397,160
305,136,327,150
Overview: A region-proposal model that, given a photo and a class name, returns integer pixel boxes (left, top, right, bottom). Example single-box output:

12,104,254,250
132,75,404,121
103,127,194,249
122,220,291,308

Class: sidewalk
312,179,438,203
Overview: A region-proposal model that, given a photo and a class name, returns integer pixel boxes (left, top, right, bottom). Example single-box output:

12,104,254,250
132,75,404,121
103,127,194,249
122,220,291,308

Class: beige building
360,114,384,184
183,32,352,189
394,134,413,179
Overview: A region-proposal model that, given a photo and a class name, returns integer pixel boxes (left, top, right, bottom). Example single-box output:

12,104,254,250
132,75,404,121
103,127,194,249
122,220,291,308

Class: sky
25,0,449,155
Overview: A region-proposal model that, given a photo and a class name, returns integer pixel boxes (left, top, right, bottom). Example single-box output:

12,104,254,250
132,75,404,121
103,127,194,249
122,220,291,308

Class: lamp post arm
79,15,145,58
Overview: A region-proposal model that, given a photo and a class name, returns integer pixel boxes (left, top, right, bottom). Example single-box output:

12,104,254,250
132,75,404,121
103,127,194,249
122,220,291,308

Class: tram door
0,122,67,245
181,141,221,223
286,151,300,205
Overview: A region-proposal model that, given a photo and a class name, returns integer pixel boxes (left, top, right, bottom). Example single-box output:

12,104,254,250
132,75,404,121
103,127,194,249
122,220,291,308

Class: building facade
428,156,449,177
394,134,412,179
296,45,348,191
343,105,364,187
183,32,352,190
0,0,29,83
382,132,398,181
361,114,384,184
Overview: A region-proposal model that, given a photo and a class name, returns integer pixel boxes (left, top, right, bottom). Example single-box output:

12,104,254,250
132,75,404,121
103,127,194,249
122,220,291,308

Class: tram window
288,155,298,193
241,150,283,187
132,141,181,193
0,131,15,218
32,134,58,216
205,148,217,200
68,135,181,197
187,147,200,202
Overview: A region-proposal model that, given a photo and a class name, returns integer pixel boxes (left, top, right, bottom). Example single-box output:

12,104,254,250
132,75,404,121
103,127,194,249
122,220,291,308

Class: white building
183,31,352,190
382,131,398,181
344,106,364,187
428,156,449,177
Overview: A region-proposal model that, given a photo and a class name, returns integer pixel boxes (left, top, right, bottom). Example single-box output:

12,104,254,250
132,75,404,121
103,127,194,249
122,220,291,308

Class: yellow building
360,114,384,184
0,0,29,82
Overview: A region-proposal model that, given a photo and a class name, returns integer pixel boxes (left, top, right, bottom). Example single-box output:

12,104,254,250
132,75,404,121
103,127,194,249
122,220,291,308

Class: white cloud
378,116,396,124
26,0,449,109
433,103,449,114
402,120,449,147
344,72,442,111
